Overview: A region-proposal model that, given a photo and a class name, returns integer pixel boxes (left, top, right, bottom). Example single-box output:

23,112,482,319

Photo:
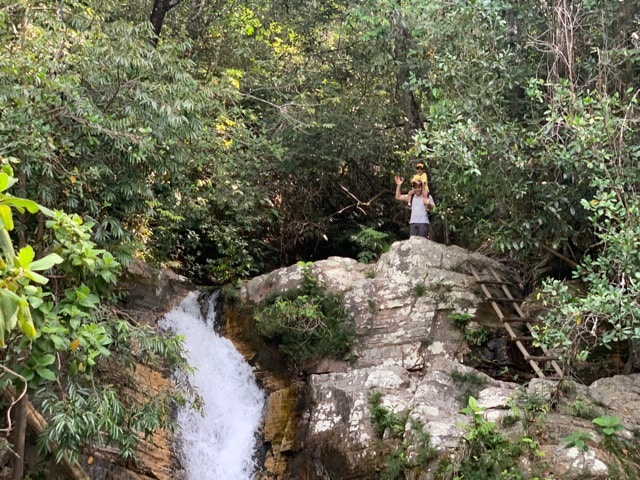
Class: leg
414,223,429,238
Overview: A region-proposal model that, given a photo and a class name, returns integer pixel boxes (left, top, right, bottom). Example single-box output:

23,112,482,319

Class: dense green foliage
254,262,355,365
0,165,192,464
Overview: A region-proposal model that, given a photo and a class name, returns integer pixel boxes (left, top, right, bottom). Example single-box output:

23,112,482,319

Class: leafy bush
351,227,390,264
368,391,436,479
254,262,356,365
368,391,408,438
592,415,623,437
562,431,591,452
448,312,490,347
413,283,427,298
437,397,526,480
449,312,472,330
0,164,192,464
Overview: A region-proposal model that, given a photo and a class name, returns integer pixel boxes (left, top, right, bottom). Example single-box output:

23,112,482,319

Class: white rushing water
159,292,265,480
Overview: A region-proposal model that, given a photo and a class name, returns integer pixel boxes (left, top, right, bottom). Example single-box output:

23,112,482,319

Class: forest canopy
2,0,638,283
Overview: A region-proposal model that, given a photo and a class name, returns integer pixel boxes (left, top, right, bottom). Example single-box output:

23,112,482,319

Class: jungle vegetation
0,0,639,472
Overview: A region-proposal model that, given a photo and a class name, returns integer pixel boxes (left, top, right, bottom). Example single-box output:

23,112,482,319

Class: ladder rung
510,336,535,342
475,279,512,285
525,355,557,361
488,296,524,302
501,316,528,322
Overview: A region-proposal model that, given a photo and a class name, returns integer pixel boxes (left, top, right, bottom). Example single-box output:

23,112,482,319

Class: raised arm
394,176,407,201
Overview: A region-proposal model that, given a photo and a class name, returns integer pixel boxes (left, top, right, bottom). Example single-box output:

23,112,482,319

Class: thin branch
331,185,388,217
0,365,27,435
541,243,578,269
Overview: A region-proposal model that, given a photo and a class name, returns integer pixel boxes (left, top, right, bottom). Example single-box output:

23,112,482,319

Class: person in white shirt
394,175,435,239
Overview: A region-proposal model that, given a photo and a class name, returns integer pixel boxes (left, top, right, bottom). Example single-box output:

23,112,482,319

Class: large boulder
236,238,640,479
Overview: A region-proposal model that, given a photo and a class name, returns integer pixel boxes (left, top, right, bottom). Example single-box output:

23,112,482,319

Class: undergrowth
253,262,356,366
368,391,437,479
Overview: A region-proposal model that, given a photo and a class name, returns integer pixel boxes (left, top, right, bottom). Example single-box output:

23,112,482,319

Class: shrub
351,227,390,264
413,283,427,298
254,262,356,365
436,397,526,479
449,312,473,330
368,391,436,479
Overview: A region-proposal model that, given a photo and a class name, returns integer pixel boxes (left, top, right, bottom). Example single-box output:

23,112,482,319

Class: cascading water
159,291,265,480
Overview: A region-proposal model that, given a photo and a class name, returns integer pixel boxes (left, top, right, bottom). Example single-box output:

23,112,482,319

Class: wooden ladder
469,265,563,379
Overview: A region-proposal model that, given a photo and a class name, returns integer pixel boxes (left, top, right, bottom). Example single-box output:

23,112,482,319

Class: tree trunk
392,15,423,145
10,393,27,480
400,88,422,142
149,0,182,46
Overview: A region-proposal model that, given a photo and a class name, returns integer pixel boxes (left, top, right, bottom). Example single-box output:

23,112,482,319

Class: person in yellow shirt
406,162,428,207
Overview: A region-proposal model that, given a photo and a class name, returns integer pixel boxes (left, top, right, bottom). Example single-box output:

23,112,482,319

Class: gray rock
241,239,640,479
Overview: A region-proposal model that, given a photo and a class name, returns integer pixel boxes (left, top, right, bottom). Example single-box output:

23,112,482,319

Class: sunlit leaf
30,253,64,271
0,205,13,231
3,197,40,214
25,270,49,284
17,245,35,268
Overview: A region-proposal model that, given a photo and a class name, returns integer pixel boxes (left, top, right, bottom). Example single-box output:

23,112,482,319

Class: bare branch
0,365,27,435
331,185,388,217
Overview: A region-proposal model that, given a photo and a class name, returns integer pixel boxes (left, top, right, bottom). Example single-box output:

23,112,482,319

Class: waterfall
159,291,265,480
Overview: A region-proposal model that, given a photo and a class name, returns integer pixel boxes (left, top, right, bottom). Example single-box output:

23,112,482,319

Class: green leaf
2,197,40,214
30,253,64,271
0,173,9,193
39,354,56,366
24,270,49,285
17,245,35,268
36,367,57,381
0,228,15,263
18,314,36,339
0,290,20,331
0,205,14,231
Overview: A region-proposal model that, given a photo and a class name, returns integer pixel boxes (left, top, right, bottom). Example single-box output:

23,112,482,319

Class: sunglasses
412,183,422,188
416,166,424,171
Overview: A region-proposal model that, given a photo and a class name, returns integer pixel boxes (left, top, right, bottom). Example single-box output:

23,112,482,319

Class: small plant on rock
368,391,436,479
368,391,408,438
562,431,591,452
413,282,427,298
436,396,527,479
593,414,624,451
465,326,490,346
568,398,599,420
449,312,472,330
592,415,623,437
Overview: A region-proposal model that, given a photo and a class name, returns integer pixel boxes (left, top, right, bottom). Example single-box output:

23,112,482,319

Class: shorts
410,223,429,239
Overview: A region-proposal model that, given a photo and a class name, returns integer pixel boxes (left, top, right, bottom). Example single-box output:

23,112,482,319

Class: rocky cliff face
234,238,640,480
75,261,194,480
